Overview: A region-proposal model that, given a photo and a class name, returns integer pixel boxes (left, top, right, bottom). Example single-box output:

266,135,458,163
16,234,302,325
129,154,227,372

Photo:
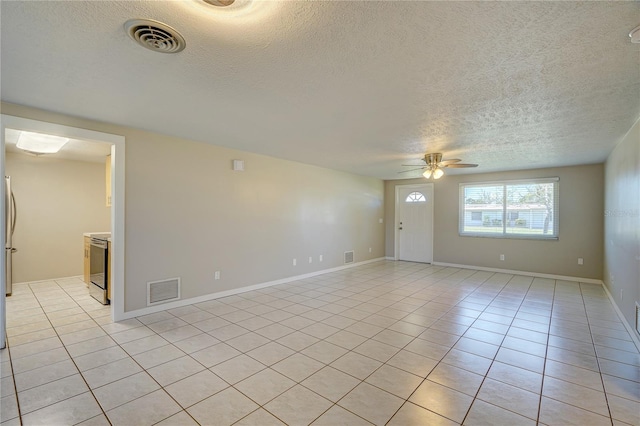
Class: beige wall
604,117,640,332
1,103,385,313
5,152,110,282
125,133,384,311
386,164,604,280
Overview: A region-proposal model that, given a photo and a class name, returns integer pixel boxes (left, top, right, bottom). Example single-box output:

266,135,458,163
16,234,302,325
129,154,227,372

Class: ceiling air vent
124,19,186,54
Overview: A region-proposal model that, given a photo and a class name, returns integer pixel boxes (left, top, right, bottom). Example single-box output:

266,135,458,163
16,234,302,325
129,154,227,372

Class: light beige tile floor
1,261,640,425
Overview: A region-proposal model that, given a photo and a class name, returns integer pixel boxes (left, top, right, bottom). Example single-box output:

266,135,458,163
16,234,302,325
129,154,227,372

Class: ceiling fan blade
444,163,478,168
398,167,426,173
439,159,462,165
400,153,479,174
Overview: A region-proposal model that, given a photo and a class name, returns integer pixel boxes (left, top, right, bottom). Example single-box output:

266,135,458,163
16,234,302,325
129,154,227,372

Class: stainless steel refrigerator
5,176,16,296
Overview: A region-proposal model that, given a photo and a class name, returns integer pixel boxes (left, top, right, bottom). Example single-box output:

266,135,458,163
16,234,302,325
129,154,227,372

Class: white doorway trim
394,183,434,263
0,115,125,348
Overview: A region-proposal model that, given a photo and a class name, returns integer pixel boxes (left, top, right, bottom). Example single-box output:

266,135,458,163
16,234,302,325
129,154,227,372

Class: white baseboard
601,284,640,352
117,257,387,321
431,262,604,285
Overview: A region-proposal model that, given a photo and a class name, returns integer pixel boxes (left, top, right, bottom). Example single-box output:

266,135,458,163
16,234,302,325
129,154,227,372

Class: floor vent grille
147,278,181,306
344,251,354,264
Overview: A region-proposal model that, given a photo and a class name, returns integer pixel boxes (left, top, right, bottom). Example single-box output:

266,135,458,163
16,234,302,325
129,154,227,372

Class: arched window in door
405,191,426,203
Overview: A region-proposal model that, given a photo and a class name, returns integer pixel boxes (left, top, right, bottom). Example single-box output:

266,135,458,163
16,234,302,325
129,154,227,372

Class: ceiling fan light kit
203,0,235,6
422,165,444,179
201,0,254,13
401,152,478,179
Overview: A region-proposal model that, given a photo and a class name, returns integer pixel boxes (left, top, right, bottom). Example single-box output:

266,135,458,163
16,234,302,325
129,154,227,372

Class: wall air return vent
124,19,186,54
147,278,181,306
344,251,354,264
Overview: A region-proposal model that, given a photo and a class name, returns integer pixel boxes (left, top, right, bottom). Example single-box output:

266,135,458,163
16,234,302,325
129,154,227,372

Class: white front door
396,184,433,263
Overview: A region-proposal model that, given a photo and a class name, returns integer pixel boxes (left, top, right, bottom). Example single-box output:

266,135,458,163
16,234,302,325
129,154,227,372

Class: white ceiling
1,1,639,179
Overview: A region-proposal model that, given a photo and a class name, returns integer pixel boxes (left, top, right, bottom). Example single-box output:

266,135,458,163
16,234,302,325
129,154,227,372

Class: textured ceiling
1,1,639,179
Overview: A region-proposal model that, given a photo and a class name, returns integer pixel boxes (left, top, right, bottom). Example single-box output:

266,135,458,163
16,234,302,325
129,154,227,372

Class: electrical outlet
214,271,220,280
499,254,505,261
578,258,583,265
369,247,372,253
293,258,297,266
309,256,313,264
319,254,323,262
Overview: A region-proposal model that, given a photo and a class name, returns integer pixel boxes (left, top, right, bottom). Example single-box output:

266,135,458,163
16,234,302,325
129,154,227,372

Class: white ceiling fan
400,153,478,179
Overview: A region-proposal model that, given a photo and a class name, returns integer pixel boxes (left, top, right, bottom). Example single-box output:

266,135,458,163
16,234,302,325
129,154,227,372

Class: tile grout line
5,262,635,425
4,337,24,425
370,271,527,423
40,278,113,425
223,269,424,426
50,297,207,425
533,278,556,426
6,280,57,425
100,308,204,425
458,274,537,425
6,279,101,424
221,264,463,425
579,282,615,425
302,265,469,425
6,278,125,424
381,271,501,425
539,283,625,424
105,266,639,424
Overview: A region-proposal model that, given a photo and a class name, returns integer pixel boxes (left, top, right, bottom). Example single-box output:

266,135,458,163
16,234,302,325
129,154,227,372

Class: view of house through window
459,178,559,239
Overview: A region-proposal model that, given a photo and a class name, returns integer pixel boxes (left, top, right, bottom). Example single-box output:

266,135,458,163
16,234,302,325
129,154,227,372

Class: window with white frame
405,191,426,203
459,178,559,239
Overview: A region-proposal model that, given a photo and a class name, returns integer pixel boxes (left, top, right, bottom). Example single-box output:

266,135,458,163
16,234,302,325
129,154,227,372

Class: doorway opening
0,115,125,349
